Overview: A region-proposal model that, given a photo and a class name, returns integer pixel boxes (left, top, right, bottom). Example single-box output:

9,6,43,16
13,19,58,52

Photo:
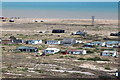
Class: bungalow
84,42,106,48
61,38,76,46
25,40,42,44
76,40,83,44
16,46,38,52
101,51,118,57
89,42,106,47
61,50,69,55
44,48,60,54
11,39,25,44
72,31,87,36
68,50,87,55
105,41,120,48
45,40,61,44
84,43,94,48
1,39,12,44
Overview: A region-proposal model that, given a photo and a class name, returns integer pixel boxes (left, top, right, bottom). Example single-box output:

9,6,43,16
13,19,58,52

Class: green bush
86,57,109,61
69,56,76,58
77,48,83,49
46,54,53,56
38,47,42,50
59,56,64,58
77,57,109,61
34,69,44,73
55,67,60,70
87,50,94,53
54,51,61,54
99,75,111,79
78,58,86,60
86,57,101,61
18,67,28,72
105,67,111,70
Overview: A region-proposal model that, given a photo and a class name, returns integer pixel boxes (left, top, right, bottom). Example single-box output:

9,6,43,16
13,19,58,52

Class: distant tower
91,16,95,26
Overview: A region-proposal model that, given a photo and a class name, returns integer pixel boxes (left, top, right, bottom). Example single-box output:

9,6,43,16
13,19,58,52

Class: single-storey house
61,38,76,46
68,50,87,55
45,40,61,44
76,40,83,44
72,31,87,36
89,42,106,46
11,39,25,44
44,48,60,54
84,42,106,48
16,46,38,52
52,29,65,33
25,40,42,44
61,50,69,55
101,51,118,57
1,39,12,44
84,43,94,48
105,41,120,48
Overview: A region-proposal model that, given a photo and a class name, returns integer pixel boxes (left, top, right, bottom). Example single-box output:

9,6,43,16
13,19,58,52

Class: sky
1,0,120,2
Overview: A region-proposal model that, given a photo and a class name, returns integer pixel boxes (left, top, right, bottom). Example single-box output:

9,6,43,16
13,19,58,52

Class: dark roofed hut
52,29,65,33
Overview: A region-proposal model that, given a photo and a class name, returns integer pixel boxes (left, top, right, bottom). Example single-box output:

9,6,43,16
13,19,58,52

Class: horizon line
2,1,119,2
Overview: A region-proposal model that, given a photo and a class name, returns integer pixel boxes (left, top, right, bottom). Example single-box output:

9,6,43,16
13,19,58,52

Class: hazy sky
2,0,120,2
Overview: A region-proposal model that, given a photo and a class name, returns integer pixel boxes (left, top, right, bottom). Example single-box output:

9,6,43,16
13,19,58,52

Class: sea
2,2,118,19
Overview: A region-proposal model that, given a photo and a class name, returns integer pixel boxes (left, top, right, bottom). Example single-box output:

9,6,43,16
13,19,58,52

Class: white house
105,41,120,48
76,40,83,44
44,48,60,54
26,40,42,44
89,42,106,46
101,51,118,57
45,40,61,44
68,50,87,55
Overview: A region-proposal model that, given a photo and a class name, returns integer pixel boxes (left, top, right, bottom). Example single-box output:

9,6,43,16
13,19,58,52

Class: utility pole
91,16,95,26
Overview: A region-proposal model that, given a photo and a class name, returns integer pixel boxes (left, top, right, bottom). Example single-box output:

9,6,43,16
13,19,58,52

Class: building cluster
1,34,119,57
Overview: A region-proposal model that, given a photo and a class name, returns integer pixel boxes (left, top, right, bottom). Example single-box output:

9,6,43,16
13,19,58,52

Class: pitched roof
17,46,37,49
